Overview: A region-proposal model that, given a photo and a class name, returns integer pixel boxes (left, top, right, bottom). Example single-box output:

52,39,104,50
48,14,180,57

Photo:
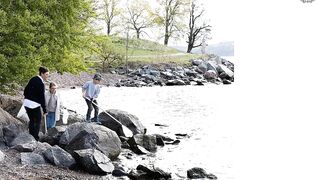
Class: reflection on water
60,84,234,179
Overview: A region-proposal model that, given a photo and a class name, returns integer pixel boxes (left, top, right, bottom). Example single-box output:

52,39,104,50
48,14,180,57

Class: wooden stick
44,114,47,134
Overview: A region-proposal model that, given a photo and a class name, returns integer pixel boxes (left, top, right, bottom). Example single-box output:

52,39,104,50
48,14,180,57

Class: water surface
60,84,234,179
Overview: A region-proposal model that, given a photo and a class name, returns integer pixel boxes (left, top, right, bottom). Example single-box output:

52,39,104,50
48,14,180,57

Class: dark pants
85,99,99,122
25,106,42,141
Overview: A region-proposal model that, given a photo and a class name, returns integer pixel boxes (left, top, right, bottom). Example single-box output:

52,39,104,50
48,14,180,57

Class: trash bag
62,109,69,125
16,105,29,123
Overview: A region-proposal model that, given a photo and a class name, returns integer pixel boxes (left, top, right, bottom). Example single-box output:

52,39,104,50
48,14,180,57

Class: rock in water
187,167,217,179
74,149,114,174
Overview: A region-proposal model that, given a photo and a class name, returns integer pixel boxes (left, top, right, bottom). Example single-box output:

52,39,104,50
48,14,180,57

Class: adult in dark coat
23,67,49,140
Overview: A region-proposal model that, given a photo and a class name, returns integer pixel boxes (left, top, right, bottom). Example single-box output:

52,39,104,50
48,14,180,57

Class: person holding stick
82,73,102,124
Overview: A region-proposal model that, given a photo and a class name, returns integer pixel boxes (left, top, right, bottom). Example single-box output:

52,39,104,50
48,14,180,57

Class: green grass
110,36,208,65
111,36,180,55
127,53,207,66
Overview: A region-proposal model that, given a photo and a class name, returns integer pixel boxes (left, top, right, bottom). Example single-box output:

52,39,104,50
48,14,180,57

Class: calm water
60,84,234,179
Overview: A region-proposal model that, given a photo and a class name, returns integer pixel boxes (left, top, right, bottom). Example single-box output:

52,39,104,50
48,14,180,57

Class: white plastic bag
16,105,29,123
62,109,69,125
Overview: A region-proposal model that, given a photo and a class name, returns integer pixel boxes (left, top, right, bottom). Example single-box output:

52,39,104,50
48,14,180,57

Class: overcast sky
166,0,235,46
196,0,235,44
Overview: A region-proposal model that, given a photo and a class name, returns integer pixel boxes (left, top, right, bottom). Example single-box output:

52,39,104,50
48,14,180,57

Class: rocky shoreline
0,97,217,179
49,55,234,89
0,56,233,179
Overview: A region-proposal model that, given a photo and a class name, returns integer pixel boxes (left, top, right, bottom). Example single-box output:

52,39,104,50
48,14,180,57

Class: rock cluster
115,55,234,87
0,98,217,179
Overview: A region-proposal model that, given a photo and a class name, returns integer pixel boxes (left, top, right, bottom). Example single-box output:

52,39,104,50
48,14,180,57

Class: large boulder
160,71,174,79
0,94,22,117
98,112,131,137
42,126,67,145
141,74,158,82
99,109,146,135
208,54,222,64
12,142,38,152
218,64,233,77
43,145,76,168
184,69,198,78
0,107,24,129
149,70,161,77
187,167,217,179
74,148,114,175
21,152,47,165
221,58,234,71
128,134,157,152
8,132,36,147
196,62,208,74
204,70,219,80
165,79,186,86
59,122,121,160
128,165,171,180
207,61,219,72
33,142,52,153
191,59,203,66
1,122,25,148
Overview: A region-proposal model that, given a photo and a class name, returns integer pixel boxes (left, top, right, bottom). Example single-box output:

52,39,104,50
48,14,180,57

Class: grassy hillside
111,36,180,55
110,37,207,65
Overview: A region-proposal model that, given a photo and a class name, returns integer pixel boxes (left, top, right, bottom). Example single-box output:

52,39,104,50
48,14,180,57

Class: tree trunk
107,22,111,35
187,31,195,53
187,34,194,53
102,61,106,72
164,35,169,46
187,43,193,53
164,15,170,46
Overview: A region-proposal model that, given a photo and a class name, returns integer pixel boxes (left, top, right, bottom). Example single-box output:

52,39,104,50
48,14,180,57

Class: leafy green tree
89,36,124,72
0,0,94,89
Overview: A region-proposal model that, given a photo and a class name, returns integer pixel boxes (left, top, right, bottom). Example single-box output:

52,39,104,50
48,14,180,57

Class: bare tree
126,0,153,39
186,0,211,53
153,0,188,46
100,0,122,35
